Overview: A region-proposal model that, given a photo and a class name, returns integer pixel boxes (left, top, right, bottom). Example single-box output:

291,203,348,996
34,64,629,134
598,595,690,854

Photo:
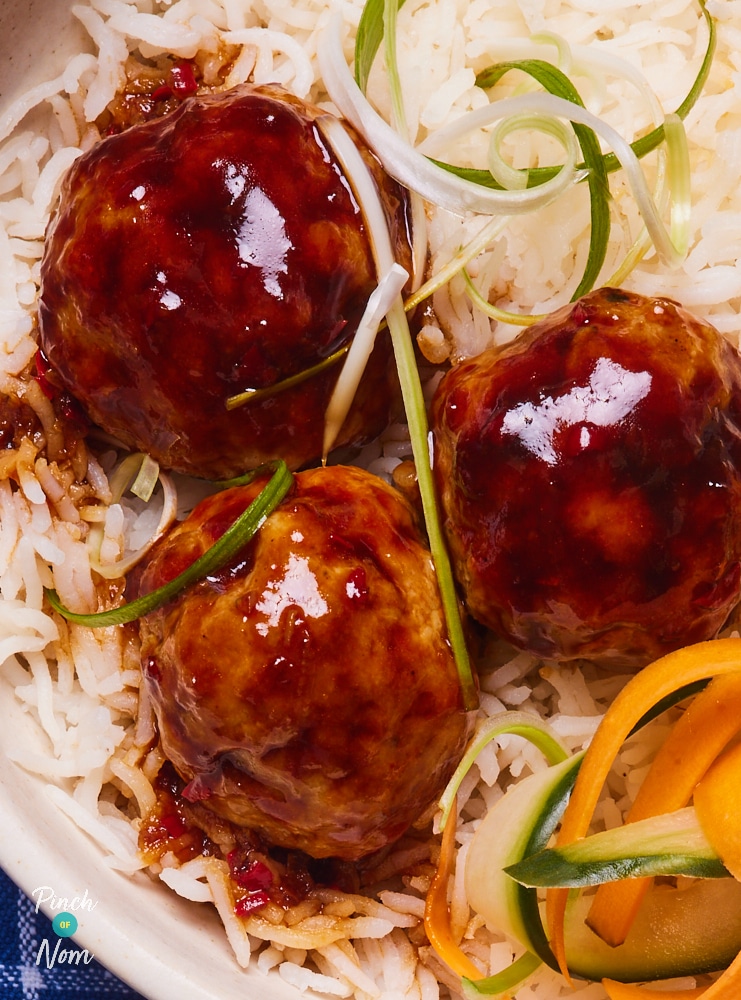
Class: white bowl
0,668,303,1000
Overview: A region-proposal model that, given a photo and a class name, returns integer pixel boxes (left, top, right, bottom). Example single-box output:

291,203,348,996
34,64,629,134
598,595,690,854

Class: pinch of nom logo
32,885,97,969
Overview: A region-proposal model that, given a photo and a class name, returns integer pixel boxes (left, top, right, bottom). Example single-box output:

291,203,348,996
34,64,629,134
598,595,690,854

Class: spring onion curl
402,214,511,318
471,59,609,301
45,460,294,628
318,10,581,218
418,95,688,269
462,267,545,328
487,112,577,192
316,112,477,713
455,0,714,192
86,452,178,580
438,711,569,831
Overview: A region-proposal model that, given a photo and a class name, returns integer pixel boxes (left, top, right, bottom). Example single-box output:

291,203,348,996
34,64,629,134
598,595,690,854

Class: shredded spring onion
225,341,351,411
46,460,293,628
418,94,687,269
130,453,160,502
317,112,477,712
321,258,409,461
471,58,610,300
318,10,581,218
350,0,712,312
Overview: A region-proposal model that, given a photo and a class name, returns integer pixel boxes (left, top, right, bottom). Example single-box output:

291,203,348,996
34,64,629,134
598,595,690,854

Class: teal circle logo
52,912,78,937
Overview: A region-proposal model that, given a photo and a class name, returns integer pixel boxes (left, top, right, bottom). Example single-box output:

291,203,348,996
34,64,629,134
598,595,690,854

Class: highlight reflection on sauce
432,287,741,667
501,358,652,466
255,553,329,636
235,186,292,299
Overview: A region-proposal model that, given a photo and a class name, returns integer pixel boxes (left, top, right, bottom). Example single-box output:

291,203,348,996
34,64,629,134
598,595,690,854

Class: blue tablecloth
0,867,147,1000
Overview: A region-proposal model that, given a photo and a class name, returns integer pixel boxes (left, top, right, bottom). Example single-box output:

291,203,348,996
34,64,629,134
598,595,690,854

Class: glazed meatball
38,85,412,479
431,287,741,667
136,465,469,860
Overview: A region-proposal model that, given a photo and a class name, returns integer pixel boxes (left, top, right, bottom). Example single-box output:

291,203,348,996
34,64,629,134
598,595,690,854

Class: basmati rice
0,0,738,998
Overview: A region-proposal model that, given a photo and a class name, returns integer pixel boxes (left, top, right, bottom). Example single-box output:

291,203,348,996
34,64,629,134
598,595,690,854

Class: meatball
431,287,741,667
136,464,469,860
38,85,412,479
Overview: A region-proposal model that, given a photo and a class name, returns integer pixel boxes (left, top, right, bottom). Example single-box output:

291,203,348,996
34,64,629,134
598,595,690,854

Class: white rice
0,0,737,998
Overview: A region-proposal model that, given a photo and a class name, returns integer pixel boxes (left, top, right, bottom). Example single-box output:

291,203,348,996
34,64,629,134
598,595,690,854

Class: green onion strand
465,0,714,190
461,952,542,998
355,0,409,92
225,343,351,411
475,58,610,300
357,2,714,187
45,460,294,628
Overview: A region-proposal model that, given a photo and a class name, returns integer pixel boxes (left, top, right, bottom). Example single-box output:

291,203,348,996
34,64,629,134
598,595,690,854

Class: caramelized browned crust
137,465,469,860
432,287,741,667
38,85,412,479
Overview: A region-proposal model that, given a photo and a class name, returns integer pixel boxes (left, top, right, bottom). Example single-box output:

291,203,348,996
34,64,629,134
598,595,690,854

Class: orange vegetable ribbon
587,671,741,945
545,637,741,983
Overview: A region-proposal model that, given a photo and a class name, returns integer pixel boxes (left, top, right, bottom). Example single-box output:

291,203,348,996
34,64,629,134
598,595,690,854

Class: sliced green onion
469,58,610,299
529,31,573,75
317,113,477,712
45,460,293,628
665,112,692,258
225,342,351,411
383,0,405,135
319,11,580,217
438,710,570,831
462,268,544,328
130,453,160,502
419,94,686,268
379,0,427,286
355,0,408,93
461,0,714,191
320,255,409,461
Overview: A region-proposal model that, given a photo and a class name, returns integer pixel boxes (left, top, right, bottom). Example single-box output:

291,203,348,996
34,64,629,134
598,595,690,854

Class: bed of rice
0,0,738,998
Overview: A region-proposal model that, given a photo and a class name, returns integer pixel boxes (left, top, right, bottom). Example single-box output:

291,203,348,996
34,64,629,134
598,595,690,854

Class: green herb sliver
474,58,609,301
225,343,351,411
45,460,294,628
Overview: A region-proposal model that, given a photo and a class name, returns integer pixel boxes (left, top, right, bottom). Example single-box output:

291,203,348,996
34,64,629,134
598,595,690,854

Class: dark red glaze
136,464,469,860
431,287,741,667
0,392,41,450
38,84,411,479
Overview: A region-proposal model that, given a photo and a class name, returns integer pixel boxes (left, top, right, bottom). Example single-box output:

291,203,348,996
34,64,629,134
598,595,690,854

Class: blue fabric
0,867,146,999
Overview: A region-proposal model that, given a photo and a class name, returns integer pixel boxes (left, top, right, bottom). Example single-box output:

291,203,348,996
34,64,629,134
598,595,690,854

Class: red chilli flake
239,862,273,892
228,854,274,918
151,84,174,101
34,351,55,399
160,812,188,839
170,61,198,96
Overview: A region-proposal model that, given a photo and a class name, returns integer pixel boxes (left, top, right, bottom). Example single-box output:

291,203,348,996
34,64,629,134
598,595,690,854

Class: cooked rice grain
0,0,735,998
